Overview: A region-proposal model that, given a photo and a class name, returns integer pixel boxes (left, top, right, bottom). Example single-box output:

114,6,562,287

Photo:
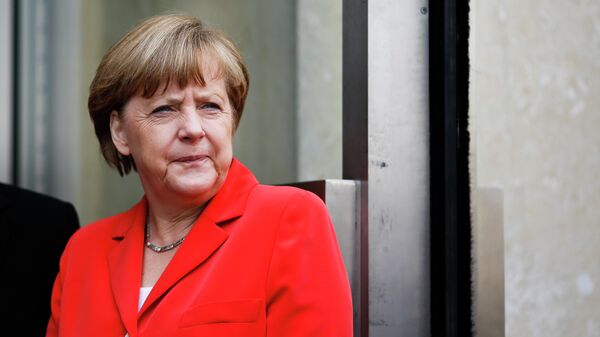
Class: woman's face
110,67,234,206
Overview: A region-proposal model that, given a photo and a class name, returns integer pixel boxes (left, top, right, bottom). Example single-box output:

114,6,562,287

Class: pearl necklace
144,216,186,253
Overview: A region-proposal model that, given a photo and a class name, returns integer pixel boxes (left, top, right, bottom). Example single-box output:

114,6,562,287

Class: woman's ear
110,111,130,156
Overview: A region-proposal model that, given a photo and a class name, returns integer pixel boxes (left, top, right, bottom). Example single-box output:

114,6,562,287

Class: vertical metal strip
343,1,368,336
368,1,430,335
359,180,368,337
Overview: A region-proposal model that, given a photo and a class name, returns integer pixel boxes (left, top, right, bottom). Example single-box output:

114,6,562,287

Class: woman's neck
145,195,207,245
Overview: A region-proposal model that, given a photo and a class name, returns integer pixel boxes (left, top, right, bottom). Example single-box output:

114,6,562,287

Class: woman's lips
174,155,208,164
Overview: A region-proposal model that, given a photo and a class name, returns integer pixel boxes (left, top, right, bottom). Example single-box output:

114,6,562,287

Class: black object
0,183,79,337
429,0,473,337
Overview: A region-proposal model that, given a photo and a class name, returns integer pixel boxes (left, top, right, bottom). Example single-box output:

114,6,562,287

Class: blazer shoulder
71,206,135,245
250,184,327,213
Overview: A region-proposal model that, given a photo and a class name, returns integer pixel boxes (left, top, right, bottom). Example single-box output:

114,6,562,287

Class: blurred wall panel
297,0,342,181
0,0,12,183
17,1,341,225
16,0,81,205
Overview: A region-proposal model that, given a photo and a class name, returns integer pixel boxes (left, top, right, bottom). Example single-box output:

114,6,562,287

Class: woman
46,14,352,337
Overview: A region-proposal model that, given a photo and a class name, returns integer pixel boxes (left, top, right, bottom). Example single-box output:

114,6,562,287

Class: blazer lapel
107,200,147,337
139,215,228,315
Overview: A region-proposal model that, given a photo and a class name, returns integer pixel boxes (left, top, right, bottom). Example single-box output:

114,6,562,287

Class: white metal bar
368,0,430,335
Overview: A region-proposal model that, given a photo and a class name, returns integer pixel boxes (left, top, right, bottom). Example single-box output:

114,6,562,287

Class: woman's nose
177,110,206,142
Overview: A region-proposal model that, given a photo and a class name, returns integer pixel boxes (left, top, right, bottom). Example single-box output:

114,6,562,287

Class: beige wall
471,0,600,336
297,0,342,181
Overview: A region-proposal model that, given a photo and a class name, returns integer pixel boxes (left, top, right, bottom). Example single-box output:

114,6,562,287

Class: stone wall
471,1,600,335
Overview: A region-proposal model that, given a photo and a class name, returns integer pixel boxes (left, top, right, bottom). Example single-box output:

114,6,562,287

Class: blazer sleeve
46,231,76,337
265,190,353,337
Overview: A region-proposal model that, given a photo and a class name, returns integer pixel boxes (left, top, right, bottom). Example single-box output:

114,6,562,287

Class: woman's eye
199,103,221,111
151,105,174,114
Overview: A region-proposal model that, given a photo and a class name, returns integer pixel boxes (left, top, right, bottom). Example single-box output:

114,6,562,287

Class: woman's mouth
175,155,208,164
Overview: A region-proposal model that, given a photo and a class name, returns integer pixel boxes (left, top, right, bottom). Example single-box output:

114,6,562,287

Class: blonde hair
89,14,249,175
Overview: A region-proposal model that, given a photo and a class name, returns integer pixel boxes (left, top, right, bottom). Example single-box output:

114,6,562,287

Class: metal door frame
429,0,473,336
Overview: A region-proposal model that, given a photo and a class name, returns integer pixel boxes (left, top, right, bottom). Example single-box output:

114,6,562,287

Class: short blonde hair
89,14,249,175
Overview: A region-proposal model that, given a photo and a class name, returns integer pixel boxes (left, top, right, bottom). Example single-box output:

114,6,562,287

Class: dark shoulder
0,183,74,211
0,183,79,257
0,183,79,228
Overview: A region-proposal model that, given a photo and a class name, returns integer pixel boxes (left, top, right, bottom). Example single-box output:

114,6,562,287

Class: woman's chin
165,175,220,201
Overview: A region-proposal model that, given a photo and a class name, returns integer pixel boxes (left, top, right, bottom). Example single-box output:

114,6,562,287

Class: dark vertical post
429,0,472,336
343,1,368,336
343,0,368,181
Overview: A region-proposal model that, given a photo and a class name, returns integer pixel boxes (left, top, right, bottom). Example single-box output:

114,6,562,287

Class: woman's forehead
137,77,228,103
136,50,226,98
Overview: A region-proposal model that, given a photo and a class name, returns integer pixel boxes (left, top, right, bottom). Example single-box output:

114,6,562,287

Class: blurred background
0,0,599,336
0,0,343,225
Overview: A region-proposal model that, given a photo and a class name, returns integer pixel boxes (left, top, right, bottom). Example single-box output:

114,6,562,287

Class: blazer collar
108,201,145,337
109,158,258,240
108,158,259,334
202,157,259,223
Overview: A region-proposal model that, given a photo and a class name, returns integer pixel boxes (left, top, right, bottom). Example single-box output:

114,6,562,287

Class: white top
138,287,153,311
124,287,153,337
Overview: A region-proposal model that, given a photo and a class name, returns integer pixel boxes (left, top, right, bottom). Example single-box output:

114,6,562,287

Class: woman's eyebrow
148,90,226,105
194,92,225,103
150,95,184,105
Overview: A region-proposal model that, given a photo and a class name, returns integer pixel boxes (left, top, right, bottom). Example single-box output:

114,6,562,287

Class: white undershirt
138,287,153,311
124,287,153,337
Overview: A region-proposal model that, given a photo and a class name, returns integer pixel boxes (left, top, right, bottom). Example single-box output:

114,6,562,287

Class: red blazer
47,159,353,337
